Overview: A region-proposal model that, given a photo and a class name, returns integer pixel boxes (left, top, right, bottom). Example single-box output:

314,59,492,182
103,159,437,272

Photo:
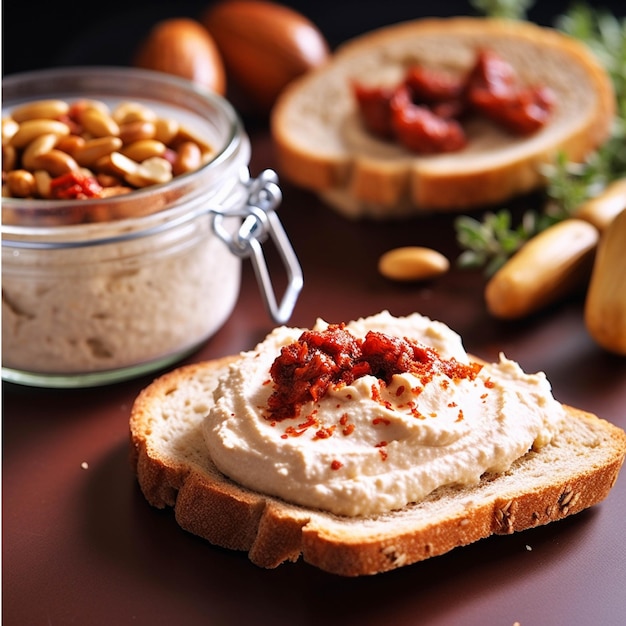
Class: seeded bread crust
129,356,626,576
270,17,615,219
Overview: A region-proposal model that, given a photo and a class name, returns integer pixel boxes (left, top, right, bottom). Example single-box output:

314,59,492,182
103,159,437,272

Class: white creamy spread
2,92,250,378
2,230,240,374
203,311,566,517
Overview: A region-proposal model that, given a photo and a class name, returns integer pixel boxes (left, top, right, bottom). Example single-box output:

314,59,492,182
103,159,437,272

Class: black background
3,1,624,78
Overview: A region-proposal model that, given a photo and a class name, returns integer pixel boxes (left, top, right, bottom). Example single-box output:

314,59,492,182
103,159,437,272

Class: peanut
97,151,141,178
118,120,156,145
74,136,123,167
98,185,134,198
31,150,80,177
5,169,37,197
2,144,17,171
378,246,450,281
121,139,167,162
96,172,124,187
9,119,70,148
2,118,19,144
173,141,202,175
55,134,86,157
72,99,110,116
11,99,70,123
125,157,172,187
175,125,213,154
112,101,158,124
2,97,215,201
21,133,59,170
79,107,120,138
34,170,52,198
153,118,180,144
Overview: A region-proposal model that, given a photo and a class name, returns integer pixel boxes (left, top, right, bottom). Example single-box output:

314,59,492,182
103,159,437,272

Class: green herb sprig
456,2,626,275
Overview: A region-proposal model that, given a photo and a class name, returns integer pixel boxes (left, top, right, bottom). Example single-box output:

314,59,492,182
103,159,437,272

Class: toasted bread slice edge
129,358,626,576
270,17,615,217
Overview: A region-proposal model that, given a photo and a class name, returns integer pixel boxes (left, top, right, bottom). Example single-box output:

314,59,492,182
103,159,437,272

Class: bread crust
270,17,615,218
130,357,626,576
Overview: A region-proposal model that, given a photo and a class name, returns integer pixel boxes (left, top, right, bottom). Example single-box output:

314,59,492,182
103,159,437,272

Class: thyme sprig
456,2,626,275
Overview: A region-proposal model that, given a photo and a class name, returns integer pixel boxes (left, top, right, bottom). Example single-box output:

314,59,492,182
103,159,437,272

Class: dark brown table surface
4,126,626,626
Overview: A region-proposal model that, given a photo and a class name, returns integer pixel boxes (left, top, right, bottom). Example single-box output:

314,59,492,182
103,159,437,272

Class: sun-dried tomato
352,82,396,139
49,171,103,200
404,66,469,119
390,85,467,154
353,48,553,153
471,84,555,136
467,49,516,96
467,49,555,136
405,65,465,103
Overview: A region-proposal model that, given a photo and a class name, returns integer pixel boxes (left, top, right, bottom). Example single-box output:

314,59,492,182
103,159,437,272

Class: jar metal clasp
210,169,303,324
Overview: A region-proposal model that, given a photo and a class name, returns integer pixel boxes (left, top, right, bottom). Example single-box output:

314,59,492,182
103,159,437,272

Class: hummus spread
2,226,240,374
203,311,566,517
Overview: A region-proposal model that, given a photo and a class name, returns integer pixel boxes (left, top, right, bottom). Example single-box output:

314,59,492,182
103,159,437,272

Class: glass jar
2,67,302,388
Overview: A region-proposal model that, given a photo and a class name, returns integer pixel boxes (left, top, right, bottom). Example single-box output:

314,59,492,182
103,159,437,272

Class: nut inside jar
2,97,215,206
1,69,253,387
2,68,302,388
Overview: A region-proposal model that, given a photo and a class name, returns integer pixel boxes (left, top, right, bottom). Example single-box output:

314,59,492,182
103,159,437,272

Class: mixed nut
2,98,214,200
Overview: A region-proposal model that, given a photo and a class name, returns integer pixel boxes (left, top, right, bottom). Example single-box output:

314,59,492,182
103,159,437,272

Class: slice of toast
270,17,614,218
130,356,626,577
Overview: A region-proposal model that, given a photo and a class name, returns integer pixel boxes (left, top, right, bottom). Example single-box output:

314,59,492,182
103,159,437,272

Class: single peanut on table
378,246,450,281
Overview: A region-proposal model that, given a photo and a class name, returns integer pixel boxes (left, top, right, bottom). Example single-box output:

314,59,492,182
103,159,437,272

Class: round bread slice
270,17,615,219
129,356,626,577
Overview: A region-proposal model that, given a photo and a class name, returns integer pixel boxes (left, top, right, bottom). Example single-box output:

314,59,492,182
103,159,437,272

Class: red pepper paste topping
267,324,482,421
353,48,554,154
